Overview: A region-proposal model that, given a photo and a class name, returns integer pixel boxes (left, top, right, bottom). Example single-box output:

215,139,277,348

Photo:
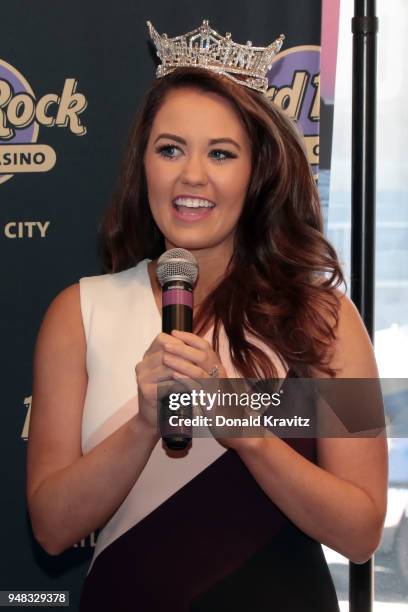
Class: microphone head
156,248,199,287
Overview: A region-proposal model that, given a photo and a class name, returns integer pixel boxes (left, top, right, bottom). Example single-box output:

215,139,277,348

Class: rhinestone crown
147,20,285,94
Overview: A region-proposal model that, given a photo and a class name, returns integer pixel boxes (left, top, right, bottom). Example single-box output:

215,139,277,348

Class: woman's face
143,87,252,260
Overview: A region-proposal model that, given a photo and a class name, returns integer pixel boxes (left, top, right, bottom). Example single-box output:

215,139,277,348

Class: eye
210,149,237,161
155,144,181,159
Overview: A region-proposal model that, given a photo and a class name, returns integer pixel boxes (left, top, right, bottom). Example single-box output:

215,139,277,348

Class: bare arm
27,284,160,555
236,431,386,564
232,294,388,563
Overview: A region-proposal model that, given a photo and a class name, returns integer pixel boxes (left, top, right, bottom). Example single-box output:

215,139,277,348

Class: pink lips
172,206,214,222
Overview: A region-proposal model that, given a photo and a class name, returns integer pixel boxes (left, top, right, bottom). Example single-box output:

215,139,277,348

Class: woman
27,26,387,611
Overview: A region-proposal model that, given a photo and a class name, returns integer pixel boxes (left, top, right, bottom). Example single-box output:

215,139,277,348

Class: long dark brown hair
100,67,345,378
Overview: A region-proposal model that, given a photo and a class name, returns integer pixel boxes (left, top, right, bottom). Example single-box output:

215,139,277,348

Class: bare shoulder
37,283,84,339
27,284,87,503
316,288,379,378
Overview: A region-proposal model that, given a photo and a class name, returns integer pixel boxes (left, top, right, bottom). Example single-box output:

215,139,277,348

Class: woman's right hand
134,332,182,432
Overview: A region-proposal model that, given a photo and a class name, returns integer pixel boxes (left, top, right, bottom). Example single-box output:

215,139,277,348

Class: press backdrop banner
1,1,326,609
319,0,341,230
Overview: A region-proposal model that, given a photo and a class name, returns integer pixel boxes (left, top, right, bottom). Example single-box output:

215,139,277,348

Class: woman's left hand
163,329,227,380
163,330,262,452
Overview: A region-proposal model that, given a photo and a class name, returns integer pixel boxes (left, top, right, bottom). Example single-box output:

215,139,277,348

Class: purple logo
0,59,87,185
268,46,320,174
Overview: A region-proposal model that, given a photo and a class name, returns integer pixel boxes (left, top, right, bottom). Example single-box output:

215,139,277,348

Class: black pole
350,1,378,612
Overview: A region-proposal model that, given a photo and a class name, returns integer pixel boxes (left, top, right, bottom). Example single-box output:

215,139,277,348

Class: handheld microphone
156,248,198,450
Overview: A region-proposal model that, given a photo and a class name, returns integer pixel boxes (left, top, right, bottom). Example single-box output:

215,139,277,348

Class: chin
167,241,211,252
164,232,219,252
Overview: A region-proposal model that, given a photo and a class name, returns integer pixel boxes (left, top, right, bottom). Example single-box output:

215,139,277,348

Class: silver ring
208,365,219,377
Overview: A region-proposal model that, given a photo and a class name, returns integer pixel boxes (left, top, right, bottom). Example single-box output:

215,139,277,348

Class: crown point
202,20,209,27
247,40,252,46
225,32,231,39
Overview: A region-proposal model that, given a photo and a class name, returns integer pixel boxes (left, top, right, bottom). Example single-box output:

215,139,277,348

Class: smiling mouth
172,197,216,211
171,197,216,220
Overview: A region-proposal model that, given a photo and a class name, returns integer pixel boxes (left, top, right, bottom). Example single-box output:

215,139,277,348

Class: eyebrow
153,133,242,151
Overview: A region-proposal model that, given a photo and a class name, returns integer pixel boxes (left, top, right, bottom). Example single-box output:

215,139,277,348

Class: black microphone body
156,249,198,450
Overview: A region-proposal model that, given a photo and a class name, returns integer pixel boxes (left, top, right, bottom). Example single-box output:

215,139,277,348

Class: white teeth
173,197,215,208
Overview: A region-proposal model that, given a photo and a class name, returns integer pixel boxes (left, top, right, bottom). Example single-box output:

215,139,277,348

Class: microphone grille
156,248,199,286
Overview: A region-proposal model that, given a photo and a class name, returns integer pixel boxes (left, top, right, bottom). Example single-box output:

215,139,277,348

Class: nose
180,153,208,186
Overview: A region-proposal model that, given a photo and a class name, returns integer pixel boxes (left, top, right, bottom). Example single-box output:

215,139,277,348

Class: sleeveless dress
79,259,340,612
